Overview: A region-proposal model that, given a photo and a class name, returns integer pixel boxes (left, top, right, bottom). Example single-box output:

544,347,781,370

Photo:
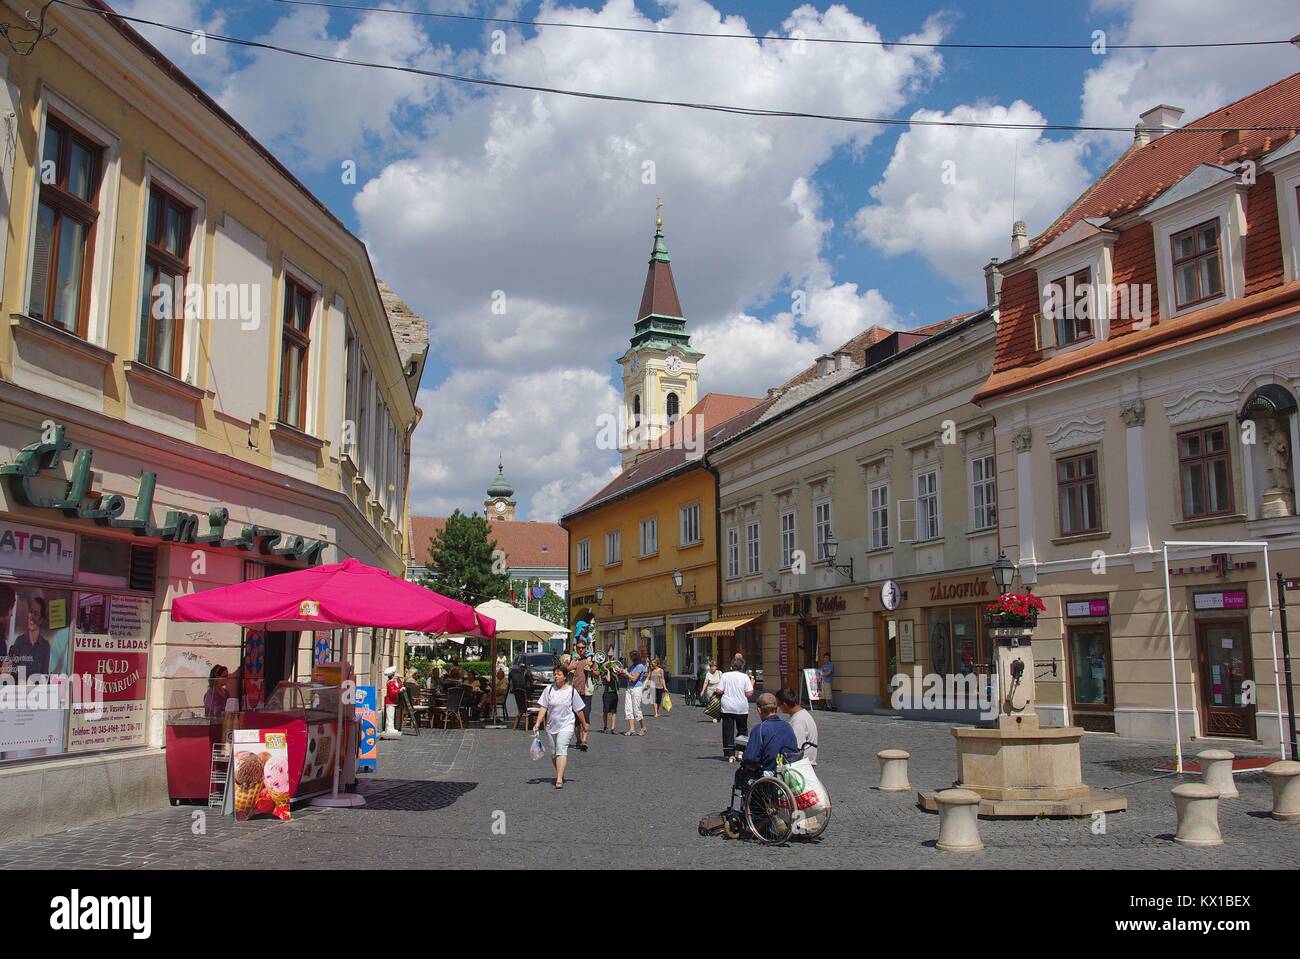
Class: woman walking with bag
698,659,722,724
533,664,587,789
649,657,667,718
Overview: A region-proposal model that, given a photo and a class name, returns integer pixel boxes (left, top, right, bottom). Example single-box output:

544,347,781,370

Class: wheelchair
705,736,830,844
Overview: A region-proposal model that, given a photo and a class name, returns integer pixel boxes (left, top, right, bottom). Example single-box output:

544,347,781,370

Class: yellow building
0,1,425,839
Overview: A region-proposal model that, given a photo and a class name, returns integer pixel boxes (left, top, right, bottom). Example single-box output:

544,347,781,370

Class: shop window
1068,624,1111,707
136,183,193,377
1171,219,1224,309
30,115,105,335
1057,451,1100,535
926,605,987,695
1178,424,1233,518
278,275,314,430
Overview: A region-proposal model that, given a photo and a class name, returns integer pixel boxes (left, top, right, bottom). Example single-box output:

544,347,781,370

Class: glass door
1066,624,1114,732
878,616,898,705
1196,620,1256,738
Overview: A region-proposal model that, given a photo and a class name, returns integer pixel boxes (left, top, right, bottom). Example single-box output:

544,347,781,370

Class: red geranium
986,593,1046,619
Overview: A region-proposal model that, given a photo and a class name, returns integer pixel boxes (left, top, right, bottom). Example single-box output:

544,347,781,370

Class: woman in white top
716,656,754,761
533,665,588,789
698,660,722,724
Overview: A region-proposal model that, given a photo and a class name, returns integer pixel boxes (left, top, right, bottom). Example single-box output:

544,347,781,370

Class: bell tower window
666,392,679,423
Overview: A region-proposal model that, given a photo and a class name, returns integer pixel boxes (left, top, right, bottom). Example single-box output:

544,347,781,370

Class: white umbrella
474,599,568,725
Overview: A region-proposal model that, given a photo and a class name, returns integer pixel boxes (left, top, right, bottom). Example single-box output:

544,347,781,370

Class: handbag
704,694,722,719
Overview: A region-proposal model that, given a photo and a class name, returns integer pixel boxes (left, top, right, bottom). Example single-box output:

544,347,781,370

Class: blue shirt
743,715,800,772
626,663,646,688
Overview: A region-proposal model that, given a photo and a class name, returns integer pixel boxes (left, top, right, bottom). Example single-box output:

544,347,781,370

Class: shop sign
1,426,326,565
354,685,378,774
772,595,809,619
928,579,990,602
570,593,601,607
815,594,846,615
0,520,75,580
898,620,915,662
231,728,292,821
881,579,902,611
1065,599,1110,618
68,595,152,753
1194,590,1248,611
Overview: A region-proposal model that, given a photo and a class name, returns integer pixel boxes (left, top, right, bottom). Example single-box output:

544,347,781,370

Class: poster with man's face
1,587,72,680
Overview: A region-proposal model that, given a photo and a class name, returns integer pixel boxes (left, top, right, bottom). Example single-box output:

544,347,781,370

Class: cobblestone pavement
1,706,1296,870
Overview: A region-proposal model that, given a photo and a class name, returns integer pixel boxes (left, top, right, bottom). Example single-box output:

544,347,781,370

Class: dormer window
1048,267,1094,347
1171,219,1224,309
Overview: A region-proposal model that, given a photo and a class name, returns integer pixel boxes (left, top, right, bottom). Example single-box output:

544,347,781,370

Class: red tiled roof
1011,72,1300,263
409,516,567,570
778,325,894,390
647,392,763,453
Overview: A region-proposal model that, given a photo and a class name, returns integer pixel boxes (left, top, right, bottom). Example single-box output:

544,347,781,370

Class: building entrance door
877,615,898,706
1195,619,1256,739
1066,623,1114,732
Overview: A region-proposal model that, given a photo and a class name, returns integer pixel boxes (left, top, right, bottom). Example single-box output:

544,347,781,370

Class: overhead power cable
269,0,1298,52
54,1,1300,135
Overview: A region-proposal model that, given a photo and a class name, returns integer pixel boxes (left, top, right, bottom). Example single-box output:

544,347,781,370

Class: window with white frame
745,521,760,575
605,528,621,565
1171,219,1224,309
1046,267,1094,347
814,500,832,561
679,502,701,546
576,538,591,574
916,469,940,541
780,510,797,569
971,453,996,531
726,527,740,579
869,483,890,550
344,325,359,458
640,517,658,556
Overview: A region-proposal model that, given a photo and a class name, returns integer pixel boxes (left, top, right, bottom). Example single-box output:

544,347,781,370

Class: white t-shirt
717,670,753,715
538,683,584,734
786,708,819,765
702,669,722,694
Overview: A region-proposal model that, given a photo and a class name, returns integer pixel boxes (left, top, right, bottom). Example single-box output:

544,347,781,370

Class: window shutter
896,498,917,543
129,545,158,592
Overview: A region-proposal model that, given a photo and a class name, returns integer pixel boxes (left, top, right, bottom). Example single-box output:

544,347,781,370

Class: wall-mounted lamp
992,551,1016,596
593,584,613,612
672,569,697,605
825,535,854,581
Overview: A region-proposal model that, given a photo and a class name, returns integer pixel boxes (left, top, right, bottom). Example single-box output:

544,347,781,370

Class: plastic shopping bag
780,756,830,835
661,691,673,713
529,733,545,761
641,683,654,706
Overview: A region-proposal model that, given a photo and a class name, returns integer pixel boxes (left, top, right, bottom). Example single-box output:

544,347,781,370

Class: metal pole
1162,545,1183,774
1262,546,1286,760
1278,572,1298,762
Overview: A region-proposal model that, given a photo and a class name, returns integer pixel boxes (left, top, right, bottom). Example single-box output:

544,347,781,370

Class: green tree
509,577,568,630
421,509,511,607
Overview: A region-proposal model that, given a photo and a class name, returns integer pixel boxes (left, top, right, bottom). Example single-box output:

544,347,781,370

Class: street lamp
825,534,853,581
593,584,613,612
672,569,696,605
992,551,1016,595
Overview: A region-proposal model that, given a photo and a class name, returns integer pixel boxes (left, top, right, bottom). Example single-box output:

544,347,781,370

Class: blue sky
113,0,1300,519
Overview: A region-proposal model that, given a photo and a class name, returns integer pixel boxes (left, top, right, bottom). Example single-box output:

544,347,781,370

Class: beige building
976,81,1300,750
709,311,1000,713
0,1,425,839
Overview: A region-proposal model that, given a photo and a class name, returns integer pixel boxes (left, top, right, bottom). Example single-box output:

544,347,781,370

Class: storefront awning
690,612,764,638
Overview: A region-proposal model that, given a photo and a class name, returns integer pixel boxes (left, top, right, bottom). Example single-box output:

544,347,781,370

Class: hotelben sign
0,425,326,565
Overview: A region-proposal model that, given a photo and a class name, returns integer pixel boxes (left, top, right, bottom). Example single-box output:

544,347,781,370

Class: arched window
632,395,641,427
666,392,680,423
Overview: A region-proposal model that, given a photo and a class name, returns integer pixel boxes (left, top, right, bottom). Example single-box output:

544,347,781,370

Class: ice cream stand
170,558,495,812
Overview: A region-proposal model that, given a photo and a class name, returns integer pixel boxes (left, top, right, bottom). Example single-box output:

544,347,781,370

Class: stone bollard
877,749,911,792
1197,748,1238,800
935,788,983,852
1172,783,1222,847
1263,761,1300,822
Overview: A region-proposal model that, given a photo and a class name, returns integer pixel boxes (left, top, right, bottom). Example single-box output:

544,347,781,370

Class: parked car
512,653,558,690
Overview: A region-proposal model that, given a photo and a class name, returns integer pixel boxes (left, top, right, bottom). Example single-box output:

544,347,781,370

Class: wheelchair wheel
744,776,796,845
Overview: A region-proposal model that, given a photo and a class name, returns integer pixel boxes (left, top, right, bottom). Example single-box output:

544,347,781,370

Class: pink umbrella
172,557,495,807
173,557,496,637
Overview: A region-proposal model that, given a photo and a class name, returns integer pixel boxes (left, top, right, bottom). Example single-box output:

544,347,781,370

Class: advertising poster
355,684,378,773
231,727,292,822
802,667,823,702
68,594,152,753
0,585,72,761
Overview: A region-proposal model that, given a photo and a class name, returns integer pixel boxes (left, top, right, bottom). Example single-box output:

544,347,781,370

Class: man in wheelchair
734,693,800,789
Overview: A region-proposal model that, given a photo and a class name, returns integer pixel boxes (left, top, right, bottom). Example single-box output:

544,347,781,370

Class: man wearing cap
383,665,403,738
569,639,595,751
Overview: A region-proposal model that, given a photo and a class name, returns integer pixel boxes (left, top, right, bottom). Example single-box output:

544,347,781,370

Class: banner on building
68,594,152,753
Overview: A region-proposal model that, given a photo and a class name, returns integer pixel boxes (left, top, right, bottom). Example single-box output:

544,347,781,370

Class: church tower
618,205,703,466
484,460,516,521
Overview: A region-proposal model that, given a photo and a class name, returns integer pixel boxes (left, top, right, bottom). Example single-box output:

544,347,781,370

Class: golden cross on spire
655,197,663,230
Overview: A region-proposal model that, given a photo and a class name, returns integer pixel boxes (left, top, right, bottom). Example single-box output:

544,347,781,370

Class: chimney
766,387,782,399
834,349,852,371
1010,221,1028,255
815,354,835,377
1133,123,1150,146
1138,104,1184,140
984,257,1002,307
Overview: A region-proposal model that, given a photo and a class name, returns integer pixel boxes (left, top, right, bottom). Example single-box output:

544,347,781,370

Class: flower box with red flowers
982,592,1045,630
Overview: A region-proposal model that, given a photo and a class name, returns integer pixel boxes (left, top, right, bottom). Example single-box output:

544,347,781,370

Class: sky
105,0,1300,521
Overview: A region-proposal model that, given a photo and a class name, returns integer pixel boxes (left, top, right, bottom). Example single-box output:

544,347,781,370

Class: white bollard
1197,748,1238,800
877,748,911,792
1172,783,1222,847
935,788,983,852
1263,761,1300,822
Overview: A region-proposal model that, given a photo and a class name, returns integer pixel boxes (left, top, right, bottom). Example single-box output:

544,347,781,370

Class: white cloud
853,101,1092,294
112,0,232,86
1080,0,1300,143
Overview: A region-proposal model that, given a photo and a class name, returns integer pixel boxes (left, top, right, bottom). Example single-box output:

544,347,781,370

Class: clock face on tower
665,355,682,374
494,500,506,513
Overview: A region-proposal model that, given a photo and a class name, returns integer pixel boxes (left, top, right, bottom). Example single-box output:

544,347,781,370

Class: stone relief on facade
1045,416,1106,452
1119,398,1146,427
